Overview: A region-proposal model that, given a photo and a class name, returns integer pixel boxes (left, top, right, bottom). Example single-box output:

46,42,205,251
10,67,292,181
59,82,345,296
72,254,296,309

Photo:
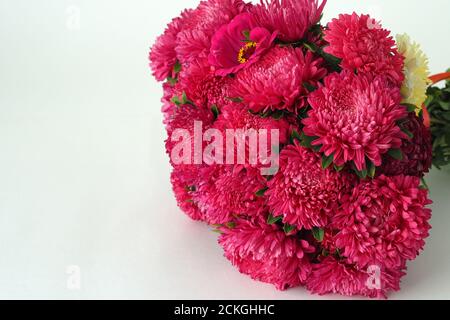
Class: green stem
430,118,449,125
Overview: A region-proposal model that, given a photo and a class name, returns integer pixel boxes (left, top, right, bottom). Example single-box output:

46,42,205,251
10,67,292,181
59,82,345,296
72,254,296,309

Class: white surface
0,0,449,300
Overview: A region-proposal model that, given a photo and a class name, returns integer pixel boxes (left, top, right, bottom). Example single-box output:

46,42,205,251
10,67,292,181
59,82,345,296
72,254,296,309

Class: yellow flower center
237,41,257,64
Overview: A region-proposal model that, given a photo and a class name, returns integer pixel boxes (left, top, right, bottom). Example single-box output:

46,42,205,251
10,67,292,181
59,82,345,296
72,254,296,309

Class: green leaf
259,111,271,118
255,187,269,197
388,148,404,160
309,24,322,36
303,42,318,53
321,51,342,71
321,154,334,169
439,100,450,111
302,42,342,72
420,177,429,190
181,91,188,104
303,82,317,92
424,95,434,108
283,223,296,234
291,129,302,142
171,95,181,106
427,103,450,168
242,30,250,40
312,144,322,152
443,112,450,121
300,132,317,148
446,131,450,145
226,96,244,103
334,164,345,172
401,103,417,113
271,110,284,120
173,61,182,74
211,104,220,120
267,213,282,225
368,161,376,178
167,76,177,86
402,128,414,139
353,166,368,179
312,227,324,242
360,168,368,179
226,222,236,229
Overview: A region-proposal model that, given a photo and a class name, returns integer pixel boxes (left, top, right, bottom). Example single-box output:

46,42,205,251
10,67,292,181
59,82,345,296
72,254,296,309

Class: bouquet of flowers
149,0,449,298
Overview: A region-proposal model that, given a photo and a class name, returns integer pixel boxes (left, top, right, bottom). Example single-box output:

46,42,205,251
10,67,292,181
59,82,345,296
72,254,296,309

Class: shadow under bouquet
149,0,450,298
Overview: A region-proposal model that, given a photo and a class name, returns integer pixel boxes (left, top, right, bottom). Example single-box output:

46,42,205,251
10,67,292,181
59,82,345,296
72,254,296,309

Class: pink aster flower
230,46,327,113
208,13,277,76
161,82,177,127
164,102,214,168
195,165,267,225
171,167,204,221
379,113,432,177
212,103,291,168
151,0,247,80
306,257,405,299
165,102,214,221
252,0,327,42
333,175,432,270
178,59,233,109
303,71,408,171
266,143,355,230
219,218,315,290
149,12,187,81
324,13,404,85
175,0,248,64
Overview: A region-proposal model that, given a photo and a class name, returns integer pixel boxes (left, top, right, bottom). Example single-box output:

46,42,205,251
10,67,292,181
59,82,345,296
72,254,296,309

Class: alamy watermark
66,5,81,31
366,265,382,290
170,121,280,175
66,265,81,290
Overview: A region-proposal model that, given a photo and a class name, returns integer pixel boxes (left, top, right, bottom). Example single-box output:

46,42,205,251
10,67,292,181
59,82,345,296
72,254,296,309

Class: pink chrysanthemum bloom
379,113,432,177
209,13,277,76
178,59,232,109
165,103,214,168
219,218,315,290
303,71,408,171
195,165,267,225
324,13,404,85
212,104,291,168
266,143,355,230
149,12,188,81
230,46,327,113
161,82,178,127
175,0,247,64
333,175,432,270
306,257,405,299
252,0,327,42
165,103,213,221
171,167,204,221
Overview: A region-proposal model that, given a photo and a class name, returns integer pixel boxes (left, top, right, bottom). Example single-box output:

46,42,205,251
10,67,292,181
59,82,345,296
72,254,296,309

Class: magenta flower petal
266,143,355,230
332,175,432,270
219,218,314,290
252,0,327,42
230,46,327,113
324,13,405,85
208,13,276,76
302,71,408,171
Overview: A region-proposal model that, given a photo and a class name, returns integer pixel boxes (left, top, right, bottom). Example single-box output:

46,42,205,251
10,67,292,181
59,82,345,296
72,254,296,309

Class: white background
0,0,449,300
